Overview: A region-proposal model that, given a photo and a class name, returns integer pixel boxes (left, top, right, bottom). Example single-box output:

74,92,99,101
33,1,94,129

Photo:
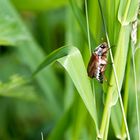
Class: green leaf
108,25,131,104
106,26,131,138
33,46,99,134
88,0,104,45
69,0,96,49
118,0,139,25
69,97,88,140
111,101,123,139
33,46,71,75
99,0,132,136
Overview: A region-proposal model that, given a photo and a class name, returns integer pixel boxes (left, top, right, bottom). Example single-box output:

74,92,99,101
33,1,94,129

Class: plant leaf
69,0,96,49
118,0,139,25
33,46,99,134
33,46,71,75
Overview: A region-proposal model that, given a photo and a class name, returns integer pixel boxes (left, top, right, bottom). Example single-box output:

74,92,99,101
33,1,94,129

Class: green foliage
0,0,140,140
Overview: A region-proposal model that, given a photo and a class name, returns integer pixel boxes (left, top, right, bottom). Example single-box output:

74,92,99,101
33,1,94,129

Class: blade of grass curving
64,5,77,110
58,47,100,135
98,0,130,139
64,5,92,138
33,46,70,75
33,46,99,135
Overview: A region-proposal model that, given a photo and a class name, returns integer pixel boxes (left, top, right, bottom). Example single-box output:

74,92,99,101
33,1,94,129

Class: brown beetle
87,42,108,83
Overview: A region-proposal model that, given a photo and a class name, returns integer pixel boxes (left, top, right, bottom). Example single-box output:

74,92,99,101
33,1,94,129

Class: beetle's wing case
87,53,99,78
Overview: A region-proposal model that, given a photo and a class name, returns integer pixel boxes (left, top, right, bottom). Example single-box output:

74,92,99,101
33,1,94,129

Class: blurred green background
0,0,140,140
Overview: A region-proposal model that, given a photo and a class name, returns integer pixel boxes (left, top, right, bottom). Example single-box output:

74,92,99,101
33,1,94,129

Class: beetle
87,42,109,83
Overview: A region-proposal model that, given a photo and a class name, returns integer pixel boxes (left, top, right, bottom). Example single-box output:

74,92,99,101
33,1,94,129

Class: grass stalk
84,0,91,55
130,19,140,139
84,0,99,136
99,91,112,139
131,42,140,140
106,24,130,140
41,132,44,140
121,46,131,139
98,0,130,139
104,111,111,140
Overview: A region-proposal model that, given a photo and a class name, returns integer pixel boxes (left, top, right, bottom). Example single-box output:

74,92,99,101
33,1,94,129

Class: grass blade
84,0,91,55
33,46,99,135
121,46,131,138
118,0,139,25
33,46,70,75
98,0,131,139
131,20,140,139
58,47,99,134
69,0,96,49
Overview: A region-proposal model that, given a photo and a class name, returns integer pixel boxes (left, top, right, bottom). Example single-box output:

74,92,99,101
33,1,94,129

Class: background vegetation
0,0,140,140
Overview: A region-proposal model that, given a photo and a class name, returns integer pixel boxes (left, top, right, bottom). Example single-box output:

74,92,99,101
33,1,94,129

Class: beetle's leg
100,65,106,73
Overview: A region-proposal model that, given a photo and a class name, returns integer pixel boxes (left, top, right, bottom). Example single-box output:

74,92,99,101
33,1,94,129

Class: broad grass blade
33,46,99,134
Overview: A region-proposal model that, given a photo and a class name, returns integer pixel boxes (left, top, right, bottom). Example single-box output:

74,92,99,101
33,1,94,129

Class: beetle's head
94,42,108,56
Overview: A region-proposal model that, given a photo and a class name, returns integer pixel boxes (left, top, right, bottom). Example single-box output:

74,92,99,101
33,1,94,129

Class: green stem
41,132,44,140
121,46,131,139
104,111,111,140
84,0,99,136
106,24,130,140
98,0,130,139
99,91,112,138
131,41,140,140
85,0,91,56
